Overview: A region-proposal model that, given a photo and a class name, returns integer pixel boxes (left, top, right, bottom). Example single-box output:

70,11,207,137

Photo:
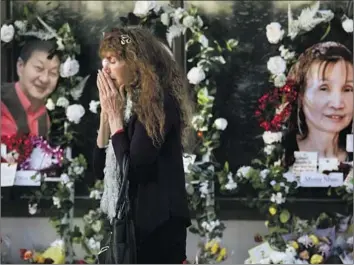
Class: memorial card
300,172,343,187
292,151,318,176
248,241,273,263
318,158,339,172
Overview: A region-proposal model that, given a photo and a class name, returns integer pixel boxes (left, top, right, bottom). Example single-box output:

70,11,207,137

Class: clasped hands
97,69,125,135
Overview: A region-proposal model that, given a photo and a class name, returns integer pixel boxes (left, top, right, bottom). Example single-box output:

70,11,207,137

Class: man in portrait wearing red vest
1,40,61,137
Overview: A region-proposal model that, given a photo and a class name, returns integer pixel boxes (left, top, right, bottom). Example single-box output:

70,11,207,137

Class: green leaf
279,209,291,223
320,23,331,41
224,161,229,172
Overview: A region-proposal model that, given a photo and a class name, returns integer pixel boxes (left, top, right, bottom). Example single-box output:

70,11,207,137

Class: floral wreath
218,1,353,263
1,12,89,264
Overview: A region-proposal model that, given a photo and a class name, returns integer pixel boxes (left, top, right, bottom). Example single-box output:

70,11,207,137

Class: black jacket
93,94,191,238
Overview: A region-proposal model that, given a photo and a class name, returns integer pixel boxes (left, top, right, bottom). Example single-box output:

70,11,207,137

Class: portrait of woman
284,41,353,168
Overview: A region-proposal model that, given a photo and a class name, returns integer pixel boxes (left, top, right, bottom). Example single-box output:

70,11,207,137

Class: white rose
342,18,353,33
266,22,285,44
1,24,15,43
60,173,70,184
28,203,38,215
14,20,27,32
187,66,206,85
56,97,69,108
60,57,80,78
46,98,55,111
66,104,85,124
274,73,287,87
52,196,61,208
133,1,157,17
56,38,65,51
264,145,275,155
214,118,228,130
160,13,170,26
89,100,100,114
267,56,286,75
166,24,184,47
262,131,282,145
182,15,195,28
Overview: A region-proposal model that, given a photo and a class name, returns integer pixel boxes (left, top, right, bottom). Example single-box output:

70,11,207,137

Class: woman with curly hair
93,26,193,264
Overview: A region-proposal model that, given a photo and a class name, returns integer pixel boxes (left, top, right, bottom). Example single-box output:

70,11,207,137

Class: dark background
1,0,352,218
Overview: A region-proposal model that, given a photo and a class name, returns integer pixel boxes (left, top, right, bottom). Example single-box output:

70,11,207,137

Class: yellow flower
211,242,219,254
290,241,299,249
309,235,319,245
265,221,269,227
216,247,227,261
310,254,323,264
269,206,277,215
34,254,45,264
219,247,227,257
204,240,213,250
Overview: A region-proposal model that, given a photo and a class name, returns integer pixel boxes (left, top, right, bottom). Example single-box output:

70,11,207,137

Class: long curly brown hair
99,26,194,148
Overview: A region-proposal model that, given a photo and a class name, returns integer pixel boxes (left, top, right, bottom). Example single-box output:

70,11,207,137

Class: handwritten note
292,151,318,176
299,172,343,187
347,134,353,152
248,242,273,263
318,158,339,172
1,163,17,187
14,170,41,186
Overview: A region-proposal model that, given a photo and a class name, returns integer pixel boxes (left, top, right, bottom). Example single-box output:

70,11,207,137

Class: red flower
255,81,297,131
1,134,34,165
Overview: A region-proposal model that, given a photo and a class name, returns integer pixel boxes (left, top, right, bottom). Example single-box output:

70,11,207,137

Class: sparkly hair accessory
312,41,346,55
120,34,131,45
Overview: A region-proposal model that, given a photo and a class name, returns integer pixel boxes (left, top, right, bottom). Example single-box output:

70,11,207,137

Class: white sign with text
1,163,17,187
292,151,318,176
318,158,339,173
347,134,353,152
299,172,343,187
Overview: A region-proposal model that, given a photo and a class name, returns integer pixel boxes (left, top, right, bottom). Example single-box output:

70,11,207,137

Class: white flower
264,145,275,155
14,20,27,32
28,203,37,215
160,12,170,26
260,169,270,181
347,236,353,245
172,7,186,24
89,190,101,200
270,180,276,186
214,118,228,131
342,18,353,33
266,22,285,44
133,1,158,17
66,104,85,124
87,237,100,253
166,24,184,47
198,34,209,47
1,24,15,43
236,166,252,178
274,159,282,166
66,182,74,190
46,98,55,111
279,45,295,60
199,181,209,198
285,245,297,257
201,220,220,232
52,196,61,208
60,57,80,78
269,251,290,264
73,166,84,175
225,172,237,190
60,173,70,184
182,15,195,28
271,192,285,204
56,38,65,51
274,73,287,87
187,66,206,85
267,56,287,75
262,131,283,145
89,100,100,114
297,235,313,247
56,97,69,108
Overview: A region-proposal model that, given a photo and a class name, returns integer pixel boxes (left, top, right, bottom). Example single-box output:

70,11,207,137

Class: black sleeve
111,97,177,182
93,145,106,180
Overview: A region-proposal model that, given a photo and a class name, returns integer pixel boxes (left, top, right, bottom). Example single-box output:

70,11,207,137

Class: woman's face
302,60,353,134
101,51,132,88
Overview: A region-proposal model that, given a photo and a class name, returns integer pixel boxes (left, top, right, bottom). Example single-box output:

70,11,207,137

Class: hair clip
120,34,131,45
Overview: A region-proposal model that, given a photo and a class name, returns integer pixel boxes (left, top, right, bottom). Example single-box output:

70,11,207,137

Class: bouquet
194,239,227,264
254,80,297,131
20,239,65,264
1,134,63,171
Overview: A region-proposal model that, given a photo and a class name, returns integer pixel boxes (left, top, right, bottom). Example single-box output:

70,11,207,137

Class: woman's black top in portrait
93,92,191,239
